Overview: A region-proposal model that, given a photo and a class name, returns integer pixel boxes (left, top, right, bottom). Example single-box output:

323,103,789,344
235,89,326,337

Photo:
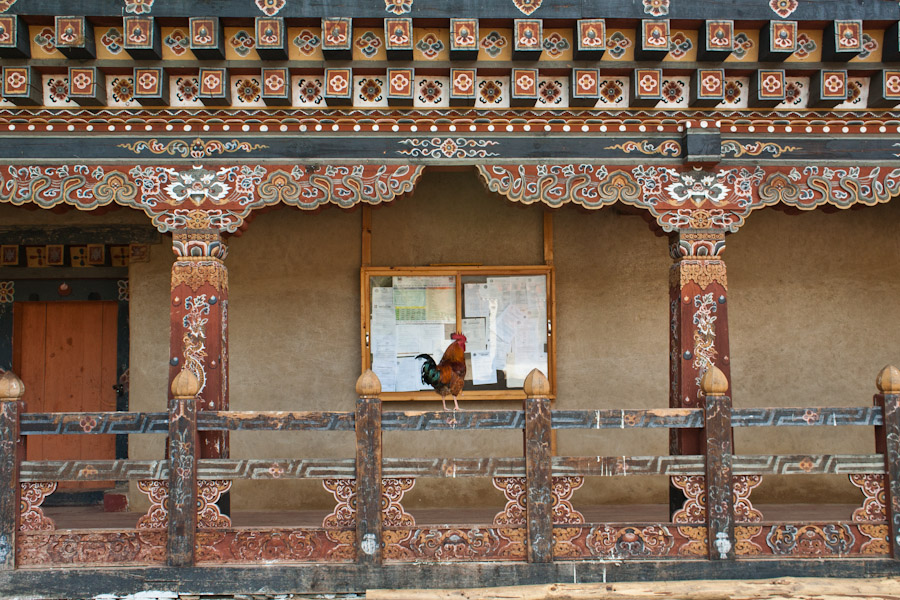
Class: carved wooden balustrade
0,364,898,574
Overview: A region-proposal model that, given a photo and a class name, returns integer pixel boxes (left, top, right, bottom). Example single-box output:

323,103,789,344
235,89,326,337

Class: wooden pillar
0,371,25,570
524,369,553,563
355,370,383,565
669,229,730,514
169,229,229,462
701,365,734,560
167,367,200,568
875,365,900,559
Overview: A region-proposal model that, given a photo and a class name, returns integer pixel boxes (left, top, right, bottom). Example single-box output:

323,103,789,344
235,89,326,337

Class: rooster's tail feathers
416,354,440,387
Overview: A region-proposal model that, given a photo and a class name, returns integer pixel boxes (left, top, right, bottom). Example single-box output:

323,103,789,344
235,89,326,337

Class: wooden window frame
360,264,557,402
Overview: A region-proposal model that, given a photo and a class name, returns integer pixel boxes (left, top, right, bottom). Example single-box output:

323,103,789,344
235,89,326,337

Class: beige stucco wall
7,170,896,513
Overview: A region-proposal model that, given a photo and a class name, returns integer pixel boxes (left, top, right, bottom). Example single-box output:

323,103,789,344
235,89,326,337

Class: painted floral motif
255,0,286,16
110,77,135,103
124,0,154,14
580,24,605,48
356,31,382,57
297,78,324,104
668,31,692,58
358,78,383,102
46,78,69,103
0,281,13,303
599,79,624,103
164,29,189,55
794,32,816,59
33,27,56,54
542,32,570,57
293,30,321,55
587,525,675,558
235,78,261,103
769,0,797,19
100,28,124,54
230,30,255,57
732,32,753,59
512,0,542,16
5,70,25,90
397,138,500,159
858,33,878,60
823,73,844,94
176,77,199,102
538,80,563,105
767,524,854,556
325,23,347,46
416,33,444,59
660,79,684,104
691,293,718,393
722,80,743,104
643,0,669,17
0,0,16,13
418,79,443,103
479,79,503,104
388,24,410,46
385,0,413,15
845,80,863,104
784,81,803,106
453,71,474,93
480,31,508,58
606,31,631,59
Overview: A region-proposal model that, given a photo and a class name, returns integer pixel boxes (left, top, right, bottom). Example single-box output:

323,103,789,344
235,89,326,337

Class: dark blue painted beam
4,0,898,21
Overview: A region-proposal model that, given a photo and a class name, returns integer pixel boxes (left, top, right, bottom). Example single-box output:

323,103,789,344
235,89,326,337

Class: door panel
13,301,119,491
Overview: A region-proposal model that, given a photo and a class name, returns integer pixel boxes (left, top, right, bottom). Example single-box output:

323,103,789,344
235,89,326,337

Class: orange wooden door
12,301,118,491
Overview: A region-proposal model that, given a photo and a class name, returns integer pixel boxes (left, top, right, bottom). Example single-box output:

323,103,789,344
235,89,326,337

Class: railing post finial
524,369,550,398
700,365,728,397
171,367,201,399
876,365,900,394
356,369,382,397
0,370,25,401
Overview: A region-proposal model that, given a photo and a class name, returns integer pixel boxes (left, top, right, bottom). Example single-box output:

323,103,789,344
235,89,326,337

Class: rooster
416,332,467,411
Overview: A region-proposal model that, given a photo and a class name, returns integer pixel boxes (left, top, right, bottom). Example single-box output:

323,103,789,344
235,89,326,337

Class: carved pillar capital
670,229,726,260
172,228,228,260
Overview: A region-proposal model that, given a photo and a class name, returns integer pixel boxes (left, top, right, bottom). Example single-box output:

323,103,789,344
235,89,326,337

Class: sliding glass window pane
370,275,458,392
461,274,548,391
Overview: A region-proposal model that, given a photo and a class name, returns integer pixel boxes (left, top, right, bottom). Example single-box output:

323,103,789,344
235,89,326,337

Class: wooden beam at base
3,564,900,598
367,577,900,600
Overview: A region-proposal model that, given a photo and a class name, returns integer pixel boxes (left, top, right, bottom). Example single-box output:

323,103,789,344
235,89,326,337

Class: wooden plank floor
42,504,859,530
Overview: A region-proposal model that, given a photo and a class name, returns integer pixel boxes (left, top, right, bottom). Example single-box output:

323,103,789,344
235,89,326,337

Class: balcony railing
0,365,898,585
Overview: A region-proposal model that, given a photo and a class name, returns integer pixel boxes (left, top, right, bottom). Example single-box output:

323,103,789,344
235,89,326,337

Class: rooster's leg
452,395,460,411
441,395,449,411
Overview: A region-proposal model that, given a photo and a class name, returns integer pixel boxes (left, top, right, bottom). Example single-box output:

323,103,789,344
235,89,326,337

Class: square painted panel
384,18,413,51
325,68,353,99
512,68,538,98
514,19,542,54
633,68,662,105
820,70,848,99
450,68,477,101
450,19,478,53
757,70,785,99
190,18,220,49
388,68,414,99
572,68,599,98
0,15,29,57
576,19,605,57
261,68,290,100
322,18,352,52
134,67,165,98
124,16,156,51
